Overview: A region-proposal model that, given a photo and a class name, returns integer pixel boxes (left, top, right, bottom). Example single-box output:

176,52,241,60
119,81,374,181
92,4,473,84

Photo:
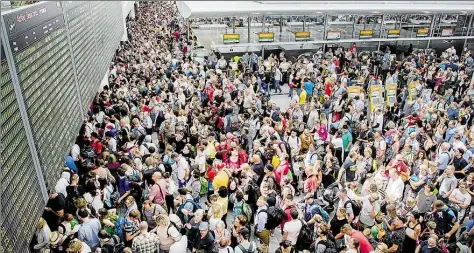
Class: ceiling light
422,11,430,14
372,11,380,14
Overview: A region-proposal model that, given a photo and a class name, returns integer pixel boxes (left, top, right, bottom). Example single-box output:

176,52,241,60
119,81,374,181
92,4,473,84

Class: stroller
315,182,340,213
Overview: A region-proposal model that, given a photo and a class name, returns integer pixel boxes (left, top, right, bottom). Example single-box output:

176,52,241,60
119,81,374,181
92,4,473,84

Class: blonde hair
155,214,169,227
212,204,221,218
37,218,46,229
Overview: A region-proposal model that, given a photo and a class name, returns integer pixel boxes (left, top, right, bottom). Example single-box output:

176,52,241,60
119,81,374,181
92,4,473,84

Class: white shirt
373,113,384,132
283,220,303,245
71,144,81,161
450,189,471,218
108,138,117,152
385,177,404,202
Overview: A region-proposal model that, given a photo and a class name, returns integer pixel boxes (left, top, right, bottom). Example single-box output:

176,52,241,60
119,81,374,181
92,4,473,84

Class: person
254,196,269,246
33,218,51,252
275,240,296,253
342,224,374,253
132,221,160,253
430,200,460,240
77,208,101,251
43,190,66,231
234,228,257,253
282,209,302,246
193,222,215,252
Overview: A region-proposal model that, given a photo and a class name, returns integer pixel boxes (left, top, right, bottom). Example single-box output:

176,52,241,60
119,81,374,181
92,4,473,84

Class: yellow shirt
213,170,229,192
207,142,216,159
299,90,307,105
215,196,229,215
271,155,280,169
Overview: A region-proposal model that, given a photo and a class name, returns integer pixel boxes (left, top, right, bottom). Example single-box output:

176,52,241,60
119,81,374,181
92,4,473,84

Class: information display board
1,42,45,253
327,30,341,40
441,28,453,37
2,1,83,189
0,2,125,251
294,31,310,41
359,30,373,39
223,33,240,43
258,32,274,42
387,29,400,38
417,28,429,37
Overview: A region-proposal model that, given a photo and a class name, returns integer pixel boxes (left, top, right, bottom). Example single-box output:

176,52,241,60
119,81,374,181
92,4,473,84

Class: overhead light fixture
422,11,430,14
372,11,380,14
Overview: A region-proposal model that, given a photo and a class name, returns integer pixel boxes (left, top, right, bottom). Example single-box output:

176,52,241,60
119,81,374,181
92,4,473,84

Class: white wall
121,1,135,41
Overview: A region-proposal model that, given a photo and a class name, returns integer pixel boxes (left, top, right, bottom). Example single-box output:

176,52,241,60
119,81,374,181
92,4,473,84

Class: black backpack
237,242,255,253
246,180,261,205
261,206,286,230
317,239,337,253
296,219,314,251
344,200,362,218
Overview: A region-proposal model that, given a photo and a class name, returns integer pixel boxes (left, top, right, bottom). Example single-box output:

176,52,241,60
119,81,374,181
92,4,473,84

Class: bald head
139,221,148,232
152,171,162,182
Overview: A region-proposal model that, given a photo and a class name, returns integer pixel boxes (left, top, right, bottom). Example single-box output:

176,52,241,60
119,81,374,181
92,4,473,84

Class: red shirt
351,230,374,253
324,82,332,97
274,161,289,185
385,160,408,177
91,139,103,155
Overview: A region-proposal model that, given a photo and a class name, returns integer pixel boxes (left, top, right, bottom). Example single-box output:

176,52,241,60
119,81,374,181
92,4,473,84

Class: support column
464,14,474,50
323,14,328,42
427,14,437,49
378,14,384,51
352,15,356,39
262,15,266,32
232,17,236,34
248,16,251,43
303,15,306,31
187,18,190,41
280,16,283,36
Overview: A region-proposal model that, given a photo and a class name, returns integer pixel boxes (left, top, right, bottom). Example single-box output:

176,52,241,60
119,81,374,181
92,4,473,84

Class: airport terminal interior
1,1,474,253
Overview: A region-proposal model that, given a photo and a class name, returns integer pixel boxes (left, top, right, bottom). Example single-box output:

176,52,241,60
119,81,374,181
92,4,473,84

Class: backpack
344,200,362,218
106,186,120,209
199,177,209,196
315,205,330,223
65,186,80,213
177,199,202,214
229,114,241,132
237,242,255,253
317,239,337,253
296,219,314,251
246,180,261,204
262,206,286,230
114,217,131,241
242,202,253,221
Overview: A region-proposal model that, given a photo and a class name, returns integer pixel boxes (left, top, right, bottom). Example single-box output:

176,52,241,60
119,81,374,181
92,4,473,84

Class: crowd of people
32,2,474,253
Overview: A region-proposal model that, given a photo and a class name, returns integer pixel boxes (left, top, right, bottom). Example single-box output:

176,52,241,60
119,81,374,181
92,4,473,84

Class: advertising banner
327,30,341,40
294,31,310,41
359,30,374,39
370,85,384,112
416,28,429,37
441,28,453,37
387,29,400,38
223,34,240,43
258,32,274,42
386,84,397,107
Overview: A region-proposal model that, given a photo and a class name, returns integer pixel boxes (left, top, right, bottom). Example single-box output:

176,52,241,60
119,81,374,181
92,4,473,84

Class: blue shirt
78,218,101,250
447,107,459,120
304,81,314,95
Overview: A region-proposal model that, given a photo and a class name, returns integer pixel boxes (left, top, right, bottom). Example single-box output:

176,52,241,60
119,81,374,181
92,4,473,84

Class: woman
214,220,231,250
154,214,182,253
402,213,421,253
346,238,360,253
216,237,234,253
226,150,243,177
330,208,348,238
275,153,290,185
412,150,427,176
33,218,51,252
122,196,138,218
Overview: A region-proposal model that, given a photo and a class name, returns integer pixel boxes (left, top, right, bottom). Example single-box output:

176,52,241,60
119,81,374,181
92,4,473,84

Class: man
303,78,314,102
372,109,384,132
414,235,444,253
337,188,355,223
192,222,214,252
342,224,374,253
186,171,202,202
303,194,327,222
433,142,451,172
282,209,302,246
77,208,101,251
260,164,276,193
337,152,358,185
416,183,437,214
385,217,406,253
148,172,167,206
342,125,353,153
132,221,160,253
254,196,269,247
430,200,459,240
234,228,257,253
448,181,471,222
436,165,458,203
124,209,142,246
453,148,469,179
171,152,190,188
43,190,66,231
349,190,380,229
